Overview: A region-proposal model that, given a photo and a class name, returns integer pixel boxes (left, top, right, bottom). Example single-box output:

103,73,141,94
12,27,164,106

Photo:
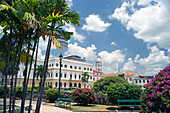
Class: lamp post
57,53,63,101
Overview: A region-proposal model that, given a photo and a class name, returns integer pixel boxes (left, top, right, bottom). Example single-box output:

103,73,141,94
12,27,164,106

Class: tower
95,56,102,72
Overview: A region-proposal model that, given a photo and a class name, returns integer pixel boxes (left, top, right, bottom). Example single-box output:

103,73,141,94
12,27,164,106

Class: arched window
75,75,76,79
55,82,57,87
70,74,72,79
130,78,132,81
74,83,77,87
79,75,81,79
78,83,81,88
69,83,72,87
64,83,66,87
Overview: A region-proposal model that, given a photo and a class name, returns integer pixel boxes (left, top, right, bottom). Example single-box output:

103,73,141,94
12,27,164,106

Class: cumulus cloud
64,42,97,61
66,0,73,7
98,50,125,73
65,24,86,43
82,14,111,32
123,58,136,71
109,0,170,50
135,45,169,75
111,42,117,46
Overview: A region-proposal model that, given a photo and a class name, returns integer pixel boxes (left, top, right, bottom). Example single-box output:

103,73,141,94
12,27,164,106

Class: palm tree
81,72,90,88
35,65,49,80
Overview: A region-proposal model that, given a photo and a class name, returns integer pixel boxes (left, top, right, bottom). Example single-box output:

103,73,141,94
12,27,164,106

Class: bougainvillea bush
140,65,170,112
72,88,95,105
46,88,64,103
107,83,142,105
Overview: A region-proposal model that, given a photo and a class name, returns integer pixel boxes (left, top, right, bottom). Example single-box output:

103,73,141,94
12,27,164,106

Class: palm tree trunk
3,28,12,113
20,41,31,113
9,39,21,113
12,37,23,113
84,82,86,88
35,37,52,113
28,39,39,113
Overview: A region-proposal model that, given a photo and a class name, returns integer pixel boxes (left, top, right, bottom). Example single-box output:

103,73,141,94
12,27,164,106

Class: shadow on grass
72,104,95,107
106,107,141,112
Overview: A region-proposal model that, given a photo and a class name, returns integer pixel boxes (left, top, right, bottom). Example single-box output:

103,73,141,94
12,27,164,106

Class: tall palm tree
81,72,90,88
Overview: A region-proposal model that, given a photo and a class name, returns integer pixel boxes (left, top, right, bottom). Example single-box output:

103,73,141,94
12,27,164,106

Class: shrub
0,86,9,97
72,88,95,105
140,65,170,112
44,86,52,91
107,83,142,105
92,76,127,94
46,88,64,103
34,86,40,91
15,86,23,98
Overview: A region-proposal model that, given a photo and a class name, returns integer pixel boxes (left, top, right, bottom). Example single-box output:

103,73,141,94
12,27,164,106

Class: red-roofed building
107,73,114,77
93,70,106,82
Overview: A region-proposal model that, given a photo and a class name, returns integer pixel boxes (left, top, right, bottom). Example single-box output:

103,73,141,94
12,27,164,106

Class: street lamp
57,53,63,101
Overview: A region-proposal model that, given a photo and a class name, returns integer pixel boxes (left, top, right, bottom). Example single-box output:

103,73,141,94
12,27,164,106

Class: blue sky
1,0,170,75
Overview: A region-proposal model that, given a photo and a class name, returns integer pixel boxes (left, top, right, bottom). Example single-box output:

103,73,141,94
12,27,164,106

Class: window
93,78,95,81
64,74,67,78
56,63,58,67
75,66,77,69
136,80,137,83
50,82,52,86
78,83,81,88
87,68,89,71
130,78,132,81
64,65,67,68
51,73,53,77
84,67,86,70
79,67,81,70
74,83,77,87
49,64,51,67
90,76,92,80
46,82,47,86
147,80,149,83
139,80,141,83
143,80,145,83
70,65,72,69
75,75,76,79
64,83,66,87
90,68,92,71
52,63,53,67
55,82,57,87
70,74,72,79
79,75,81,79
69,83,72,87
56,73,58,77
48,82,49,86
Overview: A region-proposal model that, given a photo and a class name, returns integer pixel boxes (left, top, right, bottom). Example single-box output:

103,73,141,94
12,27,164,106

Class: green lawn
44,102,118,112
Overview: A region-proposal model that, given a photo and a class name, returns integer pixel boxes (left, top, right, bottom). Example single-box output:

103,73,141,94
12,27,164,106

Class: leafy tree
35,65,49,80
81,72,90,88
92,76,127,94
107,83,142,105
118,74,125,79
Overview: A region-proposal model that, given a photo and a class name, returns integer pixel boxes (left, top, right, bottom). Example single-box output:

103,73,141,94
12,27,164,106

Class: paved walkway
0,98,139,113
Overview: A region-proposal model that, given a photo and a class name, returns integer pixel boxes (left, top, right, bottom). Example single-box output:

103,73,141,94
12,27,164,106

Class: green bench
117,99,141,111
55,98,72,108
26,93,38,98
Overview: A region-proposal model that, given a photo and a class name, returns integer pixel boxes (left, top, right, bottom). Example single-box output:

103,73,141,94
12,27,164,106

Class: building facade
93,70,106,82
17,55,94,88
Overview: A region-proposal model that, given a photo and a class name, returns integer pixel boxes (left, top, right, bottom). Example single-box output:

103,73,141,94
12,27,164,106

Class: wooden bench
117,99,141,111
55,98,72,108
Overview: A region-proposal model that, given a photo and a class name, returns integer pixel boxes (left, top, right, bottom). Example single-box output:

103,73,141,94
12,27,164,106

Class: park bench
26,92,38,98
117,99,141,111
55,98,72,108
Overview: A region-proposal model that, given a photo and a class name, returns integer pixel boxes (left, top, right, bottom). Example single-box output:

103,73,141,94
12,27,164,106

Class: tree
92,76,128,94
35,65,49,80
81,72,90,88
118,73,125,79
0,0,80,113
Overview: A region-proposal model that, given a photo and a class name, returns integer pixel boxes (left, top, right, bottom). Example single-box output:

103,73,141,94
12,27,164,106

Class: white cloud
65,24,86,43
111,42,117,46
66,0,73,7
123,58,136,71
64,42,97,61
98,50,125,73
109,0,170,50
135,45,170,75
82,14,111,32
39,37,56,51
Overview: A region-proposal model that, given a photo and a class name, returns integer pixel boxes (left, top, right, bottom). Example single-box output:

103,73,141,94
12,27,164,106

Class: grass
44,102,118,112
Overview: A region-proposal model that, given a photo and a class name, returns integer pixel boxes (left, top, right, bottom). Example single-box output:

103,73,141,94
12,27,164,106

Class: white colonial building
17,55,94,88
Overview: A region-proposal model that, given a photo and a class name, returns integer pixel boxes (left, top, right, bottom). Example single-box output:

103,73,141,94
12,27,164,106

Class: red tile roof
107,73,114,76
139,75,146,78
123,71,136,76
93,70,103,73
